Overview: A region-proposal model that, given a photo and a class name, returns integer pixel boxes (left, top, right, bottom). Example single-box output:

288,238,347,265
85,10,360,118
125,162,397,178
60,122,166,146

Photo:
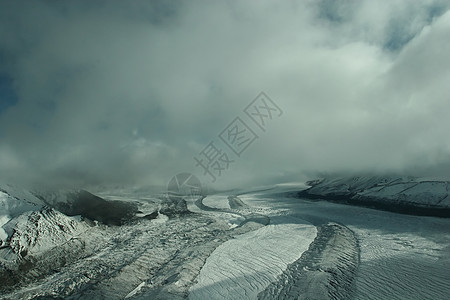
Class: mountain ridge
297,176,450,217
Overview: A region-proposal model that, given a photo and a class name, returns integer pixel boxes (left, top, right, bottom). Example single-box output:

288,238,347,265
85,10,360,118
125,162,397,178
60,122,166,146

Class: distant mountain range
297,176,450,217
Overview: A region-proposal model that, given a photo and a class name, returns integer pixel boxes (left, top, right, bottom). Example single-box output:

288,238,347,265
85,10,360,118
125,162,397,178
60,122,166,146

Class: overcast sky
1,0,450,190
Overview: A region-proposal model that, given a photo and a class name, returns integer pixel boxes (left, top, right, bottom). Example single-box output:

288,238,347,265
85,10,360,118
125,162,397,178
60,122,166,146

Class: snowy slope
6,208,88,258
0,183,45,246
0,183,95,293
298,176,450,216
0,183,44,217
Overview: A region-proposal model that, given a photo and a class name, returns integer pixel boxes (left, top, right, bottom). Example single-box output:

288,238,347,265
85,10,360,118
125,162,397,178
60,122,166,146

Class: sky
0,0,450,190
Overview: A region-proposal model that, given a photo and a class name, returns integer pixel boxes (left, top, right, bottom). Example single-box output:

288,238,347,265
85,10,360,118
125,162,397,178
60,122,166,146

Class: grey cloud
0,0,449,190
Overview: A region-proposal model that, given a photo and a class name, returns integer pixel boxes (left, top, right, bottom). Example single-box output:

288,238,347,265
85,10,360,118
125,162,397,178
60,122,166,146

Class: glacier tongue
188,216,317,300
258,223,359,300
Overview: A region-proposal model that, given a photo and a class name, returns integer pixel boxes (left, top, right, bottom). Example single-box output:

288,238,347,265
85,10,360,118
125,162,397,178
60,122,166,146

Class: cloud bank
0,0,450,189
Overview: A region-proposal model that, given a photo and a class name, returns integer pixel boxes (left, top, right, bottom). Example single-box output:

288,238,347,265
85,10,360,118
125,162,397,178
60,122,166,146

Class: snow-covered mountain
33,189,139,226
0,183,44,246
0,181,199,297
297,176,450,217
0,183,147,293
0,183,97,293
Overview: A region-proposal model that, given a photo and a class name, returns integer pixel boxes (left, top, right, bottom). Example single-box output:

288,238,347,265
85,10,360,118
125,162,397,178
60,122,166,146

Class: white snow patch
226,213,245,228
202,195,230,209
151,212,169,224
69,215,83,222
125,281,145,299
0,214,10,241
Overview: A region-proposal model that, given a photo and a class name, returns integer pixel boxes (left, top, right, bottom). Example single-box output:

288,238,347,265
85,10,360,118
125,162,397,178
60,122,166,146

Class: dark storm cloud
0,0,449,189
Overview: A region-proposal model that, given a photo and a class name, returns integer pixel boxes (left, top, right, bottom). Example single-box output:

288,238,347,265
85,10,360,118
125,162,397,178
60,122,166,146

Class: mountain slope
0,184,98,293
